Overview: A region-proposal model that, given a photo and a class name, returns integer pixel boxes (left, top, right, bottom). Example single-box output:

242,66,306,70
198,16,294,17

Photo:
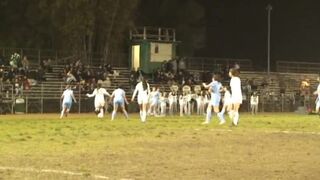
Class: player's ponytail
141,78,148,91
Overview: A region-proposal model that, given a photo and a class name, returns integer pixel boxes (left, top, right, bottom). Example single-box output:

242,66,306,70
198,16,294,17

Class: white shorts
95,101,105,109
231,95,243,104
138,95,149,105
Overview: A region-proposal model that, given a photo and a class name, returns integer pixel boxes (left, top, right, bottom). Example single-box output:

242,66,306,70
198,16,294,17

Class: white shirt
62,89,74,103
87,88,110,102
250,95,259,105
317,84,320,97
132,82,150,100
113,88,125,102
230,77,242,97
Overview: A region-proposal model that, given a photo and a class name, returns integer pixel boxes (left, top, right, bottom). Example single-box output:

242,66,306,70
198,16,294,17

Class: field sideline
0,113,320,179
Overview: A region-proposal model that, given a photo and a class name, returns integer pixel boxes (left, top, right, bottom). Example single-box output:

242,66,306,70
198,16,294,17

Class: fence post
26,96,28,114
41,83,43,114
78,84,81,114
11,84,14,114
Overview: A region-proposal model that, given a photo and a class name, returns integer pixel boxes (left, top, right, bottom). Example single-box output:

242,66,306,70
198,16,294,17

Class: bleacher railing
0,47,128,67
276,61,320,74
184,57,253,72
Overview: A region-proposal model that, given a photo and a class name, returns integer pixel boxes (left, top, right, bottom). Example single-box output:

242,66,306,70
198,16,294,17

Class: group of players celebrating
60,68,320,126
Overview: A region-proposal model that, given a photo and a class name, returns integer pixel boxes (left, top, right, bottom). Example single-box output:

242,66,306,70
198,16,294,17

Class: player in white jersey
131,78,150,122
168,91,178,115
229,68,242,126
159,92,168,116
179,92,188,117
217,86,232,124
314,76,320,114
196,91,205,115
250,92,259,115
148,87,160,116
60,85,77,119
110,85,129,120
86,83,111,118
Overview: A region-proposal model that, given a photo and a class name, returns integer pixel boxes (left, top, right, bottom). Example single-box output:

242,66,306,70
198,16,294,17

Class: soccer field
0,113,320,180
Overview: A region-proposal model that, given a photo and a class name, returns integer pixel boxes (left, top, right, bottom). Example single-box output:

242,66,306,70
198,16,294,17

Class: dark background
1,0,319,67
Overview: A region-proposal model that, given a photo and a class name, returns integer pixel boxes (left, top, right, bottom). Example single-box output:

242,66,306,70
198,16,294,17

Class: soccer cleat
219,120,226,125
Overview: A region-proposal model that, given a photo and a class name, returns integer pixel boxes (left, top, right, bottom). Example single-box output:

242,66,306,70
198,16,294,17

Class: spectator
21,56,30,72
66,70,77,83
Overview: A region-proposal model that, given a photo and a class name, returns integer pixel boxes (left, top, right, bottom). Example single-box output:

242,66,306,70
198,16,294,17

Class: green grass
0,113,320,179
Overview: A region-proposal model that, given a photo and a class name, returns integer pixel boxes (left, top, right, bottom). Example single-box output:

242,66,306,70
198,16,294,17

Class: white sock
220,108,225,115
140,110,143,120
228,110,234,119
60,110,64,119
142,110,147,122
206,110,212,123
111,111,116,120
100,108,104,117
233,112,239,125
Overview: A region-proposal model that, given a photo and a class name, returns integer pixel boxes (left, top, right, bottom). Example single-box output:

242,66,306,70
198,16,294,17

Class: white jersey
87,88,110,107
132,82,150,104
62,89,74,103
196,95,204,106
113,88,125,102
250,95,259,105
317,84,320,97
230,77,243,104
168,93,177,104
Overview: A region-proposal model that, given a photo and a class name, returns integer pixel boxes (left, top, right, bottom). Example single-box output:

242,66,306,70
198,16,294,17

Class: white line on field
0,166,109,179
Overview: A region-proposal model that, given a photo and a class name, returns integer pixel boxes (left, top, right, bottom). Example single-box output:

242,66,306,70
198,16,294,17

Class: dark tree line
0,0,139,62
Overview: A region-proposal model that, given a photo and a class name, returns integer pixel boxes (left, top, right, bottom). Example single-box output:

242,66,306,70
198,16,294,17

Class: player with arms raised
86,83,111,118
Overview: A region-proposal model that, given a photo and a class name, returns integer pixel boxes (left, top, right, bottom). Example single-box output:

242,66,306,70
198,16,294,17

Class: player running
202,74,223,124
131,78,150,122
110,85,129,121
60,85,77,119
229,68,243,126
86,83,111,118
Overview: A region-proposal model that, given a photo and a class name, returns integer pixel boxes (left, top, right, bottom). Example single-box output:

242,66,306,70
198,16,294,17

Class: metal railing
130,26,176,42
0,47,129,67
184,57,253,71
276,61,320,74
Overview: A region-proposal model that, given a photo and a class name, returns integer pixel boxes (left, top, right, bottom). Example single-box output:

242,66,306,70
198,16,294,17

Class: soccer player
179,92,188,117
148,87,160,116
86,83,110,118
202,74,223,124
314,76,320,114
159,92,168,116
229,68,242,126
110,85,129,120
217,86,232,124
250,91,259,115
196,91,205,115
60,85,77,119
168,91,178,115
131,78,150,122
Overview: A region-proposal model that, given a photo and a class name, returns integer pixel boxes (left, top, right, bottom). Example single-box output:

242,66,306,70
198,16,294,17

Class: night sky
137,0,320,67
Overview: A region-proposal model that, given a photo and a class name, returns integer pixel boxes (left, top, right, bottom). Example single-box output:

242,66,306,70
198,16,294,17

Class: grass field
0,113,320,180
